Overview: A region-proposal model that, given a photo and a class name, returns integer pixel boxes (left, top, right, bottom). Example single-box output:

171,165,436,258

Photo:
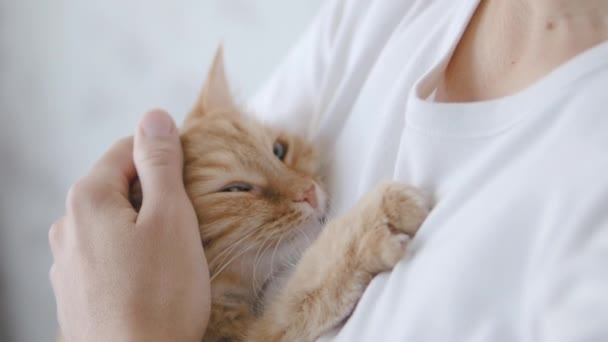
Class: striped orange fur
166,49,428,341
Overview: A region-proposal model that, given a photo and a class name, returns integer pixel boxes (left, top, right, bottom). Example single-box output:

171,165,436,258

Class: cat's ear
189,46,235,120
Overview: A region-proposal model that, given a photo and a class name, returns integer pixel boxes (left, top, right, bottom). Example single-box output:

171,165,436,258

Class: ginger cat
58,49,429,342
179,50,430,342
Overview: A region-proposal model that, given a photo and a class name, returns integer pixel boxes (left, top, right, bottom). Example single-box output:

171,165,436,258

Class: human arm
49,110,210,342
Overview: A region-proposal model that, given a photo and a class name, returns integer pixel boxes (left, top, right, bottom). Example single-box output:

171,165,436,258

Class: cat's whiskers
210,220,280,282
295,226,312,246
210,241,257,282
252,230,280,296
252,237,280,304
322,197,332,223
276,222,314,272
279,247,299,271
284,258,298,268
251,212,300,301
174,52,329,341
208,226,259,269
270,235,284,281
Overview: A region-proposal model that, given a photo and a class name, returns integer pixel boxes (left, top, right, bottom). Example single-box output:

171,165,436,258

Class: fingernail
141,109,174,137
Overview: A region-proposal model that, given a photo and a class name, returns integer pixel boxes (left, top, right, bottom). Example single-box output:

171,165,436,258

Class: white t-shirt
249,0,608,341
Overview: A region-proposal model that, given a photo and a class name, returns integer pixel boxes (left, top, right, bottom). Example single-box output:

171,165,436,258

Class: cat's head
180,49,327,284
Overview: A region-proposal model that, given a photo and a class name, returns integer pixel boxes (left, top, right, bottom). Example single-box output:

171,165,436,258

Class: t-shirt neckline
406,0,608,139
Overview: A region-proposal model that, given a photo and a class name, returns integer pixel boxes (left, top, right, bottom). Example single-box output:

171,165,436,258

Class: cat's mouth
303,182,329,224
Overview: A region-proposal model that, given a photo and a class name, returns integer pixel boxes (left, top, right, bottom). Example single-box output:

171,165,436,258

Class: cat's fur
58,49,430,342
180,49,430,342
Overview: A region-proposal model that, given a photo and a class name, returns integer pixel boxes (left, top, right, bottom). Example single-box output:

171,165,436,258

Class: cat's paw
356,181,431,273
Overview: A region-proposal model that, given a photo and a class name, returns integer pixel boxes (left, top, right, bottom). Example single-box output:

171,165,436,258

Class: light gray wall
0,1,322,340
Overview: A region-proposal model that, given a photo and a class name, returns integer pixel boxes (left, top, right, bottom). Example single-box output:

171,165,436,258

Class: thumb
134,109,185,206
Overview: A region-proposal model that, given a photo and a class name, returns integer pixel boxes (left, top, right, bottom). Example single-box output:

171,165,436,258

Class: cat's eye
273,141,288,161
220,183,253,192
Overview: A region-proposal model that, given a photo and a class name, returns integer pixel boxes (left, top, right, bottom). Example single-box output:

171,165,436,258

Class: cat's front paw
356,181,431,274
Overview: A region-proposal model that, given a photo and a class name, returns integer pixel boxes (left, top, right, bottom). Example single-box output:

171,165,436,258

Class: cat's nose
294,184,318,209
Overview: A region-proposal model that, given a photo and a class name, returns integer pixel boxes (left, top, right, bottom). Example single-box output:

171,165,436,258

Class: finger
49,263,58,289
65,137,137,214
133,109,186,208
88,136,137,199
49,217,66,257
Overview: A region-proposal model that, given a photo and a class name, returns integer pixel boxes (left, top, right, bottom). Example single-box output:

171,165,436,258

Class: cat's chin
293,202,328,227
256,216,324,312
252,214,324,301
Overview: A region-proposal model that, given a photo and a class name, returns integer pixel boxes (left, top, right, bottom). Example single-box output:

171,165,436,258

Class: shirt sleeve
245,0,347,137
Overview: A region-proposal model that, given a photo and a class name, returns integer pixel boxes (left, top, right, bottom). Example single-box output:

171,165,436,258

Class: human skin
49,0,608,340
437,0,608,102
49,110,211,342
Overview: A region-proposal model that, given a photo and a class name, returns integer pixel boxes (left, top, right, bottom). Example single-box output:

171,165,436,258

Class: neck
497,0,608,51
524,0,608,21
437,0,608,102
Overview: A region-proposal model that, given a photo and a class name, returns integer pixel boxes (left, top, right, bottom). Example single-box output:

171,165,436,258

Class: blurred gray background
0,1,322,340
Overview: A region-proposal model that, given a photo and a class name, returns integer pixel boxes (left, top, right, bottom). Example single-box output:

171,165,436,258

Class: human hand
50,110,210,342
